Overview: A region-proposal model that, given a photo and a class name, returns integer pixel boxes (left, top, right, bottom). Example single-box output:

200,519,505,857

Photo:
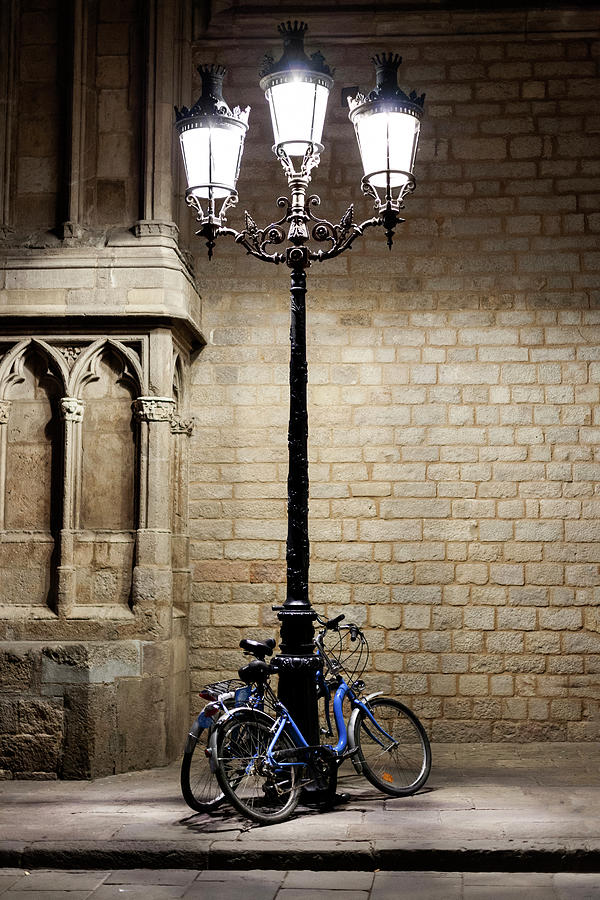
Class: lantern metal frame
175,64,250,257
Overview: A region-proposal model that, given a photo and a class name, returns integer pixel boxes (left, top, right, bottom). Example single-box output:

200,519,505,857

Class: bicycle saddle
238,659,272,685
239,637,275,660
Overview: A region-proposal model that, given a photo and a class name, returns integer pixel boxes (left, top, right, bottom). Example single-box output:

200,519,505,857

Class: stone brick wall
187,6,600,741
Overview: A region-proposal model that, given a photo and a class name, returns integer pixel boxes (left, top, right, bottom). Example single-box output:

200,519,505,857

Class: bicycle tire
352,697,431,796
180,721,224,813
211,709,301,825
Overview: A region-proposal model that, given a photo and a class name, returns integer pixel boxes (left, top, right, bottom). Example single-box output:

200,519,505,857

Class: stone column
0,399,11,530
134,0,180,238
132,396,175,634
60,0,97,240
171,413,194,617
0,0,17,232
56,397,84,615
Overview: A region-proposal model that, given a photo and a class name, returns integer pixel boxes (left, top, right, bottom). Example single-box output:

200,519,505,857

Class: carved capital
133,396,175,423
171,414,195,436
60,221,85,241
60,397,84,422
0,399,11,424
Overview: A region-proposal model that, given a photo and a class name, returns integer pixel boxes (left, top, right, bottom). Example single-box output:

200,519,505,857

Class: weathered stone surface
0,649,39,692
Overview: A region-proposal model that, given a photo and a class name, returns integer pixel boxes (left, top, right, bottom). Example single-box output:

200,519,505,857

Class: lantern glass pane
179,120,246,199
355,109,420,188
265,78,330,156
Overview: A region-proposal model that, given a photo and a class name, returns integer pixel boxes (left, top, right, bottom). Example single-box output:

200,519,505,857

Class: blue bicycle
209,614,431,825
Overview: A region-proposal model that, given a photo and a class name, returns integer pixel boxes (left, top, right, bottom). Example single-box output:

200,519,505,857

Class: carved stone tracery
57,346,83,370
0,399,10,425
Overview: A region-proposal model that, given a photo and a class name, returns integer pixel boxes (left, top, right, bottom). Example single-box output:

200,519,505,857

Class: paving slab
1,870,600,899
0,743,598,872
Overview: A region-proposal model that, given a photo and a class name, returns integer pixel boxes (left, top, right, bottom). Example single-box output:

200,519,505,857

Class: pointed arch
0,339,64,613
68,338,143,399
172,351,184,411
0,338,68,399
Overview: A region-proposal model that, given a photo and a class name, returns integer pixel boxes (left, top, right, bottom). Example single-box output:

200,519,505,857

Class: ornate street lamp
176,22,425,745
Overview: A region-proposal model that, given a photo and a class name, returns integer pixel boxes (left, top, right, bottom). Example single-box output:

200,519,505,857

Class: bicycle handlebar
316,613,345,630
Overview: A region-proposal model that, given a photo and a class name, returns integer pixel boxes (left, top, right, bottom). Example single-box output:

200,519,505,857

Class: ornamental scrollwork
217,207,287,265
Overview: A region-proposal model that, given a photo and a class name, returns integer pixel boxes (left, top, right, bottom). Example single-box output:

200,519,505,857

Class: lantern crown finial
196,63,227,106
347,52,425,114
175,63,249,124
260,20,333,79
278,19,308,41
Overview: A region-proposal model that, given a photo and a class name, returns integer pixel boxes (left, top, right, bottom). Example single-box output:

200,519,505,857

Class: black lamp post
176,21,425,745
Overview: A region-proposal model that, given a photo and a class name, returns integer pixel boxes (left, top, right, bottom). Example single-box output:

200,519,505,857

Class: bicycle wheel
180,721,224,813
211,709,301,825
352,697,431,796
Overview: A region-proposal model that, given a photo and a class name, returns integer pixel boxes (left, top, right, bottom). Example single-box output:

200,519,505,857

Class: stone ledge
0,840,599,873
202,6,600,43
0,237,204,350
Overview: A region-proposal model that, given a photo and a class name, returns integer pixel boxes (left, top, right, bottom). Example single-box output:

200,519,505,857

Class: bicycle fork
346,691,393,776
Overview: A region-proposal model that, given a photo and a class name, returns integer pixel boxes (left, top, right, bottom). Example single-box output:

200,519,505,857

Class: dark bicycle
180,639,275,812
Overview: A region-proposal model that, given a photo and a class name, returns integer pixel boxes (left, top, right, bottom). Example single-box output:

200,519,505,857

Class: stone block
17,698,63,735
0,733,61,774
96,180,128,222
0,699,18,733
0,648,39,692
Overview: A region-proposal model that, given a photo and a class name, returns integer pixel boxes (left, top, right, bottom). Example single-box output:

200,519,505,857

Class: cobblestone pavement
0,869,599,899
0,744,599,872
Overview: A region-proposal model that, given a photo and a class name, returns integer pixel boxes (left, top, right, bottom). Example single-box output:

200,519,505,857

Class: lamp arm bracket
215,208,287,264
308,209,382,262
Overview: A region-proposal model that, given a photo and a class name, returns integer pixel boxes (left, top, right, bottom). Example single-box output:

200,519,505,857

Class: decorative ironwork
175,64,249,126
260,21,333,80
347,53,425,112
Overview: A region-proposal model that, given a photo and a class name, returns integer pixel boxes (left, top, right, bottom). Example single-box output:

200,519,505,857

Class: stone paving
0,744,599,872
0,869,600,899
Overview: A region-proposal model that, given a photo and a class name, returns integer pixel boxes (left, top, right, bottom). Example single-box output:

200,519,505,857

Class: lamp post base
273,605,319,745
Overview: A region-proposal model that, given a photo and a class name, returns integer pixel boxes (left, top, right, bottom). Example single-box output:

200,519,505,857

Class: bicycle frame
261,677,396,777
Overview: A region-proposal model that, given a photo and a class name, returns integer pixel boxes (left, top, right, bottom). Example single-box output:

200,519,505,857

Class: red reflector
199,690,217,701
